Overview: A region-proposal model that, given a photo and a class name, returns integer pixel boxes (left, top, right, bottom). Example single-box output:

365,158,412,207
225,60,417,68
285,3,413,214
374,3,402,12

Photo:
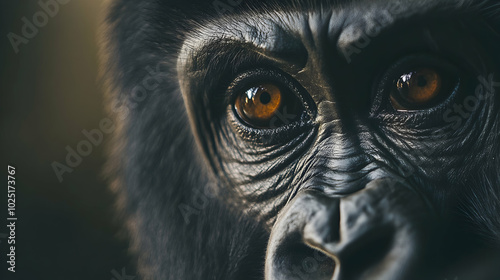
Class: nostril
273,232,335,280
267,183,436,280
340,225,395,279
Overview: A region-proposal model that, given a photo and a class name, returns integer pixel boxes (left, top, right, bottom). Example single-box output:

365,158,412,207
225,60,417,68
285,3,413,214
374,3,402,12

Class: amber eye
233,82,303,128
234,83,283,127
390,68,442,110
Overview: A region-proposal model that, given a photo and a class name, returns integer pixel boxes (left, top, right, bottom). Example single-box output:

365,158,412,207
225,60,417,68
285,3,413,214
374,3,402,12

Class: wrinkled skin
101,0,500,279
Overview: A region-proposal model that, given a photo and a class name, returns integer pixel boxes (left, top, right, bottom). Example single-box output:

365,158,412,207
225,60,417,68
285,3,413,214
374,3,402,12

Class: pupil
416,75,427,87
260,92,271,104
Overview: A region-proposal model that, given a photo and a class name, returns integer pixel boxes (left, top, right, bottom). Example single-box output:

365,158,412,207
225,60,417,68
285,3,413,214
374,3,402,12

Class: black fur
100,0,500,279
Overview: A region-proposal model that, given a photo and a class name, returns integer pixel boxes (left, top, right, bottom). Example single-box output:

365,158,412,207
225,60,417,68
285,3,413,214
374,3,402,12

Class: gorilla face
102,0,500,279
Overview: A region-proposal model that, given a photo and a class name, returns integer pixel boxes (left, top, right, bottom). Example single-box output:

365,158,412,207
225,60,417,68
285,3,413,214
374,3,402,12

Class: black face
102,0,500,279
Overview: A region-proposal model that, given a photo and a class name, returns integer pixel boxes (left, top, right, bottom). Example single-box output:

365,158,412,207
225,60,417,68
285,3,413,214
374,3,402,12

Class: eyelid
227,68,314,113
226,68,316,133
370,54,462,120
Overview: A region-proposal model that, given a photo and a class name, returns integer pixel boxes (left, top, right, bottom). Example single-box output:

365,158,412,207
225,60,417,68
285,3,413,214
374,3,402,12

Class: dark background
1,1,135,279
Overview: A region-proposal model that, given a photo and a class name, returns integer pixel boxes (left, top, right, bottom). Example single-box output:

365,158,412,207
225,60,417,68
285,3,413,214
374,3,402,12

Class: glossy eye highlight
233,80,304,128
391,68,442,110
373,55,461,114
227,68,313,131
235,83,283,124
233,82,303,128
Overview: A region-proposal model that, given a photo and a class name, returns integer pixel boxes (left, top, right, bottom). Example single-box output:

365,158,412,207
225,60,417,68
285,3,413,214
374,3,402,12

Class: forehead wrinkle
178,11,307,68
177,10,344,75
178,0,483,73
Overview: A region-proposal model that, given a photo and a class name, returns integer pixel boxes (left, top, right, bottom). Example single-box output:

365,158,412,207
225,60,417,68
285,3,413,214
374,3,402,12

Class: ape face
102,0,500,279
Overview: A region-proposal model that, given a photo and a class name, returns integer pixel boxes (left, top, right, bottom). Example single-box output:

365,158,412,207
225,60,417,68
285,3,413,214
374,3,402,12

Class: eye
235,83,282,124
376,55,460,112
233,82,302,128
390,68,442,110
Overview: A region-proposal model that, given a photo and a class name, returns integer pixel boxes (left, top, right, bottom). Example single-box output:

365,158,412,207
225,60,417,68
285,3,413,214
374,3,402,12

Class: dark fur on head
100,1,273,279
100,0,500,279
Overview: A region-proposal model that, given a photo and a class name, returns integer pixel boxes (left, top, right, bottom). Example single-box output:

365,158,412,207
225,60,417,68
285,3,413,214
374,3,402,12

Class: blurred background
0,1,135,279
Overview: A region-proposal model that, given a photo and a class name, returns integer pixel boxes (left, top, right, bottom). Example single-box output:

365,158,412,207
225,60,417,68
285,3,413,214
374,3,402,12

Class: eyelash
227,69,313,118
370,54,463,123
223,68,316,143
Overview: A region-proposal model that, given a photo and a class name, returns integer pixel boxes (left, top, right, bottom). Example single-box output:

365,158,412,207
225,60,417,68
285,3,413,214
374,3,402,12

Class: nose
265,178,438,280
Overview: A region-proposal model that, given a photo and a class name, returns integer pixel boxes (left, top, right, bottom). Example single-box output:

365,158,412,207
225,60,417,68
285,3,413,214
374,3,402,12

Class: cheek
204,120,317,222
214,150,302,229
377,124,485,182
